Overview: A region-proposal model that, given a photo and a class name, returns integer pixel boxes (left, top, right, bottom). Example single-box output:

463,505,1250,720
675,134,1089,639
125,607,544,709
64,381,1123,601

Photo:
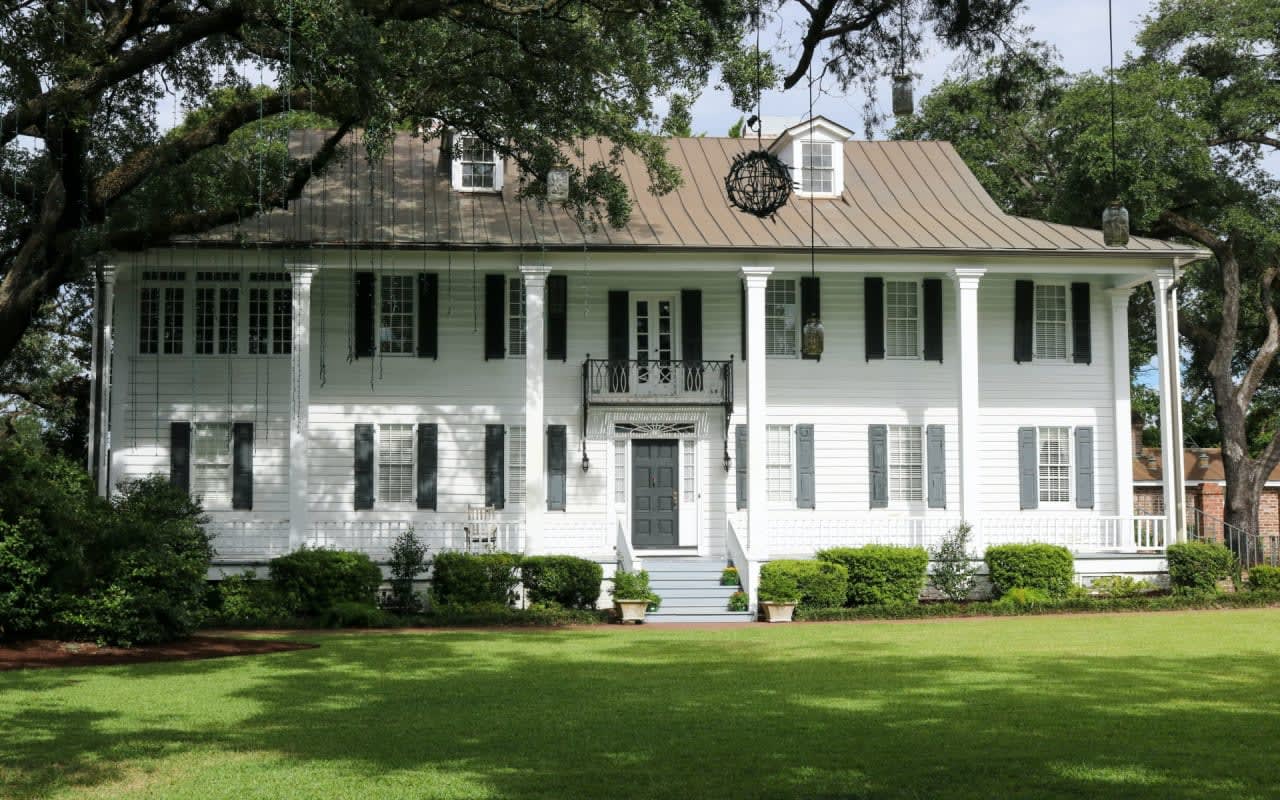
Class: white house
86,119,1205,619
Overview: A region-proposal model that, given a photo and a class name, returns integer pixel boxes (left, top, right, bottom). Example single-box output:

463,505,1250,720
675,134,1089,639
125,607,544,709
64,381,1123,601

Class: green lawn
4,610,1280,799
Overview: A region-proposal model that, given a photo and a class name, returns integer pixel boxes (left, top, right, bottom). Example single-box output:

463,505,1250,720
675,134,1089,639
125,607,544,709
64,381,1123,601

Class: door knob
672,489,679,504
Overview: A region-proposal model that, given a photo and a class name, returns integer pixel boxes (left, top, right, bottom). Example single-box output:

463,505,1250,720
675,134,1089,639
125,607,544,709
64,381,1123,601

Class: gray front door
632,440,679,548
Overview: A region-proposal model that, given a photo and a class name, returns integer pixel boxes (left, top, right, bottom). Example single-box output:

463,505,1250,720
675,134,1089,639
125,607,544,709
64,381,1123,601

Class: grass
4,610,1280,799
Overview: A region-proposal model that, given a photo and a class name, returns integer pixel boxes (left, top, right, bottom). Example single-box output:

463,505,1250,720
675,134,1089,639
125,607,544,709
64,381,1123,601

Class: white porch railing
726,517,758,612
771,515,963,555
207,519,291,561
616,519,642,573
981,515,1166,551
206,516,525,563
544,519,611,558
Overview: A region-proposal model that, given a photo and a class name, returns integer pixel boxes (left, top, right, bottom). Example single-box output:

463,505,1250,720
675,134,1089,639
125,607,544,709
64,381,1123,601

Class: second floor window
460,136,496,189
139,271,187,355
249,285,291,355
508,278,527,357
1034,284,1068,360
766,278,798,357
380,275,415,354
800,141,834,193
885,281,920,358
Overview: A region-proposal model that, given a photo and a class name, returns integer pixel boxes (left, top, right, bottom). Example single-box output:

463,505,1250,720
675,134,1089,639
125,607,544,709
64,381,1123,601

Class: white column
741,266,773,559
288,263,319,550
1152,268,1182,544
521,264,551,555
951,268,985,542
90,265,117,498
1109,288,1135,546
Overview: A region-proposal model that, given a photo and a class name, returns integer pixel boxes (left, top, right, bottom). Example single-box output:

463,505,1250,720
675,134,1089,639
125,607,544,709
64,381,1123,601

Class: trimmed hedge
521,556,603,610
984,543,1074,598
1247,565,1280,592
758,560,848,610
268,548,383,616
1167,541,1237,594
817,545,927,607
430,552,522,606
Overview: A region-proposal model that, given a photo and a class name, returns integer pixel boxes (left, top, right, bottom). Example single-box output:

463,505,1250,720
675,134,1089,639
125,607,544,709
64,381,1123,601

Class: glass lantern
546,167,570,203
1102,199,1130,247
802,314,825,358
892,73,914,117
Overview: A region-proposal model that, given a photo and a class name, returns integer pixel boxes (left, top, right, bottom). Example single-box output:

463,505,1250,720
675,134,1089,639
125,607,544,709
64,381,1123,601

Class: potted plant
720,566,740,587
611,569,660,624
757,564,801,622
728,591,749,612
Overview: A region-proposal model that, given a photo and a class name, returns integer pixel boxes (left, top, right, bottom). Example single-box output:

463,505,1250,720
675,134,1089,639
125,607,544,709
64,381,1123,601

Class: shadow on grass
3,624,1280,799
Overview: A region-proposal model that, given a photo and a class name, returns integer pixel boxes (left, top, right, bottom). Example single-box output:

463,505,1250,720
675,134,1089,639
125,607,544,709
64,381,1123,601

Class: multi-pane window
139,272,188,354
888,425,924,502
885,281,920,358
800,141,834,193
459,136,496,189
767,424,793,502
614,441,627,504
195,284,240,355
192,423,231,508
682,440,696,503
163,287,185,354
765,279,798,357
378,424,415,503
1038,426,1071,503
1034,284,1068,360
508,278,527,357
508,426,527,504
139,287,160,354
249,277,291,355
380,275,415,354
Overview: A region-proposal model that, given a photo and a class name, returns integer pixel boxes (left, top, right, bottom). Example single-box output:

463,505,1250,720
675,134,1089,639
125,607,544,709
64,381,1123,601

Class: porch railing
206,518,291,562
981,515,1166,552
616,519,642,573
1189,507,1280,567
206,517,525,564
583,359,732,405
726,517,757,611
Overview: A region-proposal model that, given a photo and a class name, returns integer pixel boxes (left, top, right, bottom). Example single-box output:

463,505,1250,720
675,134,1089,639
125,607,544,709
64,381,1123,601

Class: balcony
582,359,733,407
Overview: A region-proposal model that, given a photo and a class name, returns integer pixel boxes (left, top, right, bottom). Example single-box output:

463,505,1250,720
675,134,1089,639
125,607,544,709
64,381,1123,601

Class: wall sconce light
581,442,591,473
722,447,732,473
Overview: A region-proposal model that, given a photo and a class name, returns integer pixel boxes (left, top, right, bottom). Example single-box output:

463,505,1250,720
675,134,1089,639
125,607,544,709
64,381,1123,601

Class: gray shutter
1071,282,1092,364
232,422,253,511
354,423,374,510
1014,280,1034,363
485,424,505,509
868,424,888,509
416,423,437,510
1075,426,1095,509
865,278,885,360
735,424,748,510
922,279,943,362
926,424,946,509
169,422,191,493
547,425,567,511
1018,426,1038,509
796,424,815,509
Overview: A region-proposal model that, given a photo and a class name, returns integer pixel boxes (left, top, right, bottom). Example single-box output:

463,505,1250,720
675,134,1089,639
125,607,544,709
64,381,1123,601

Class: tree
895,0,1280,536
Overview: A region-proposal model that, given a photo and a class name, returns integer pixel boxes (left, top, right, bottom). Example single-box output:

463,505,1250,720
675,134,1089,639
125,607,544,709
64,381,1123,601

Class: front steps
641,558,754,623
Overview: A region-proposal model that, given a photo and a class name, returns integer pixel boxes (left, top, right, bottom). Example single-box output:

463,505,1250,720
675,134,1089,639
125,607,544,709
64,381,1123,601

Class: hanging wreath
724,149,793,218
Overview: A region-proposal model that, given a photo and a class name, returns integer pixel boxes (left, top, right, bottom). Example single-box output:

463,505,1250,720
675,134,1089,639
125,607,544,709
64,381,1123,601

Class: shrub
758,560,848,610
728,591,749,612
430,551,522,607
0,517,51,640
1247,565,1280,592
386,528,430,612
321,601,394,628
818,545,927,607
1167,541,1237,595
209,570,294,626
929,522,980,602
985,544,1074,598
610,569,660,610
721,566,740,586
420,601,609,627
269,548,383,616
994,587,1053,608
1089,575,1156,598
521,556,603,610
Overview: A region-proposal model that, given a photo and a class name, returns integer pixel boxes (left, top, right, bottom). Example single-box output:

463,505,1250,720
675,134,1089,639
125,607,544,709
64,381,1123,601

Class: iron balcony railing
582,358,733,406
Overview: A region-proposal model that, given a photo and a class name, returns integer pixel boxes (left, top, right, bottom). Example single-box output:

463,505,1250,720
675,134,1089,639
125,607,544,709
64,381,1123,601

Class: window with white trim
885,281,920,358
192,423,232,508
508,426,527,504
508,278,527,357
799,141,834,193
139,271,188,355
1034,284,1068,360
458,136,497,190
248,274,291,355
888,425,924,503
380,275,415,354
765,278,798,357
614,440,627,505
378,424,415,504
767,424,793,502
1038,426,1071,503
194,276,240,355
682,439,696,502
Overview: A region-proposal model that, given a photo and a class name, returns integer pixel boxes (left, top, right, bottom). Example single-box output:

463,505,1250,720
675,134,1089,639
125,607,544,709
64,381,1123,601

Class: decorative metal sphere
802,314,825,358
1102,199,1130,247
892,73,914,117
725,149,793,218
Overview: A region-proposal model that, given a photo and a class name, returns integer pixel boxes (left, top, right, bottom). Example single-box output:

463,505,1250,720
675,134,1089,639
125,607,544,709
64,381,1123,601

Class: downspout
1166,263,1187,542
87,262,105,486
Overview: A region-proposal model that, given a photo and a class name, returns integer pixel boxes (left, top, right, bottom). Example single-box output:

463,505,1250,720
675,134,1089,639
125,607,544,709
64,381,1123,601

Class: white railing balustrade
770,515,962,556
616,520,642,573
544,519,611,558
726,517,757,612
981,515,1166,551
206,519,291,561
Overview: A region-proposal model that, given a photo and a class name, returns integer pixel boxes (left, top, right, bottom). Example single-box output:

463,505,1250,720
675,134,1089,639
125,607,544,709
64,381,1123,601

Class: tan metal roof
190,131,1204,259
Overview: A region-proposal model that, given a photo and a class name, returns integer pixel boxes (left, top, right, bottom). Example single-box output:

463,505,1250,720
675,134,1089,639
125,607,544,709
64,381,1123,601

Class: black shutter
681,289,702,389
796,424,815,508
232,422,254,510
417,273,438,359
485,424,505,509
1075,427,1095,509
417,423,437,510
1014,280,1034,363
868,424,888,508
1071,282,1092,365
547,274,568,361
1018,426,1038,509
607,290,629,392
484,274,506,360
926,424,946,509
354,423,374,510
735,424,748,510
169,422,191,493
800,277,821,361
740,280,747,361
547,425,567,511
354,272,375,358
922,278,943,362
865,277,885,360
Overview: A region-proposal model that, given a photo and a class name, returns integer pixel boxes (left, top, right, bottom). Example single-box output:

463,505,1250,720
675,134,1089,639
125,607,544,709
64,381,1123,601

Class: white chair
464,505,498,553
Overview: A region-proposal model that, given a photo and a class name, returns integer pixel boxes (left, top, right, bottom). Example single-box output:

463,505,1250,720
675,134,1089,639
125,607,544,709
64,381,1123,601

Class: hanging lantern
725,150,793,218
892,73,914,117
546,167,570,203
1102,199,1130,247
802,313,825,358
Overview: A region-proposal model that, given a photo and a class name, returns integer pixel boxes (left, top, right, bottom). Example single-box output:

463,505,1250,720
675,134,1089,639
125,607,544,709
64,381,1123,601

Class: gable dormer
449,133,505,193
767,116,854,199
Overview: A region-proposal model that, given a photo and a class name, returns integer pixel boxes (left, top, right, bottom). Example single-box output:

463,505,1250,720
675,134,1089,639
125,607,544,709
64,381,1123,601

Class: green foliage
1090,575,1157,598
208,571,295,628
728,591,749,612
1246,565,1280,592
994,587,1054,609
720,566,740,586
0,517,50,639
929,522,980,602
430,552,522,607
386,528,430,612
418,602,609,627
984,544,1074,598
521,556,604,610
758,560,848,609
610,569,660,610
1167,541,1237,595
818,545,927,607
321,602,394,629
269,548,384,616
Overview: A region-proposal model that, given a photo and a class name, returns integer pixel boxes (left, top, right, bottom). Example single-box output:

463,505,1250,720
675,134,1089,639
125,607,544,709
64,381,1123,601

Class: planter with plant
720,566,740,587
728,591,749,612
611,569,660,623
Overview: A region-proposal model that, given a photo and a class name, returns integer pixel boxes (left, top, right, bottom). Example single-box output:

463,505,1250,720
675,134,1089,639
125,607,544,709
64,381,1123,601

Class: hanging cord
1108,0,1118,196
753,0,763,144
346,131,356,364
808,65,817,283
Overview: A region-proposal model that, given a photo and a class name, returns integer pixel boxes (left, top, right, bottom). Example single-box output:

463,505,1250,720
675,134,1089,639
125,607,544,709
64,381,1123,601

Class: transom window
508,278,527,357
1038,426,1071,503
191,423,232,508
378,424,415,504
508,426,527,504
380,275,416,354
767,424,793,502
885,281,920,358
459,136,497,189
765,278,798,358
1034,284,1068,360
800,141,834,193
888,425,924,503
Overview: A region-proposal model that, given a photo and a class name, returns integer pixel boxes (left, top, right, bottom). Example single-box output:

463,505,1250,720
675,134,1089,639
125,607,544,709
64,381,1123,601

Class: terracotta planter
614,599,650,624
759,601,797,623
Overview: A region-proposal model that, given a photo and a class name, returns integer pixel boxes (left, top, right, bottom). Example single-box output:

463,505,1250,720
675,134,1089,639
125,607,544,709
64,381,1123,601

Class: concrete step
642,559,730,572
645,611,755,624
652,595,744,610
646,585,741,598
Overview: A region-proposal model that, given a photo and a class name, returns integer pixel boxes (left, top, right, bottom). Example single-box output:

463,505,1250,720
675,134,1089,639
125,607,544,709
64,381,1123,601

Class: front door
633,296,676,393
632,439,679,548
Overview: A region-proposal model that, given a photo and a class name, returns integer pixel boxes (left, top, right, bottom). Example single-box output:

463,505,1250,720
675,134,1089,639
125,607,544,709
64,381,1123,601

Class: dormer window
452,135,504,192
767,116,851,199
800,141,834,193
